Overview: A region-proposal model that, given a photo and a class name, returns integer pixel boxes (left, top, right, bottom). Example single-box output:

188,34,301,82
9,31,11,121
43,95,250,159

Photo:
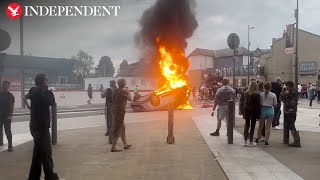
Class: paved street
0,99,319,179
0,110,227,180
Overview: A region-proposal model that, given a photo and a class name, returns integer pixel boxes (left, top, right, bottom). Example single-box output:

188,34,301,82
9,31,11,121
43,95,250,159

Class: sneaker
272,126,282,130
259,137,266,142
255,138,259,143
243,140,248,147
264,141,270,147
8,147,13,152
248,142,256,147
210,131,220,136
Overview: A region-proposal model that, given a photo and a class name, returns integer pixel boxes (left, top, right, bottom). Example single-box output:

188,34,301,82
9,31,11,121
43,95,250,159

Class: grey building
0,54,77,90
188,47,268,87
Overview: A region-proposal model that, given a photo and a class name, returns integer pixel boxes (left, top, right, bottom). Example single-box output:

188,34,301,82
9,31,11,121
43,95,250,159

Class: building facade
188,47,267,88
265,29,320,85
0,54,77,90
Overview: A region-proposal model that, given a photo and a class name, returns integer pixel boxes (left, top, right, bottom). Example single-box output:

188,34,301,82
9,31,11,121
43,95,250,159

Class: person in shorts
210,79,235,136
256,82,277,146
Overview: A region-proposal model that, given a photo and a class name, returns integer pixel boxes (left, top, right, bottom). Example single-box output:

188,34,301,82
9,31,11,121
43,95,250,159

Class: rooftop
188,46,250,58
2,54,73,73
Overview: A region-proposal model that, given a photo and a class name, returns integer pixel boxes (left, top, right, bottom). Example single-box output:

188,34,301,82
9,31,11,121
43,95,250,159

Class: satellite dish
0,29,11,51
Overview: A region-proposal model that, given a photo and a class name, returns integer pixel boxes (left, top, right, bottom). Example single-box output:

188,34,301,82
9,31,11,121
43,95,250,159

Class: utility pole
20,15,25,108
247,25,250,86
247,25,255,86
295,0,299,89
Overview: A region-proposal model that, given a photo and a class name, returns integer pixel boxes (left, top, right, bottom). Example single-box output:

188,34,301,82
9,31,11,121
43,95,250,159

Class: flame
154,40,193,110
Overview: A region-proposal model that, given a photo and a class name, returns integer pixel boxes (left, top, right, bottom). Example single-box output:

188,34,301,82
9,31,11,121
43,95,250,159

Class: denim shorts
217,106,228,120
260,106,274,120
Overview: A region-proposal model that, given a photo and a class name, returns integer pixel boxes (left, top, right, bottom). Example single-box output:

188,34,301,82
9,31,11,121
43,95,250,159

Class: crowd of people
211,77,305,148
0,72,317,179
191,83,220,101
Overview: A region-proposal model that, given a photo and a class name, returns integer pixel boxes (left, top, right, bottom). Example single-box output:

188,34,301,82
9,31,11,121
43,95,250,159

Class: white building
84,77,158,91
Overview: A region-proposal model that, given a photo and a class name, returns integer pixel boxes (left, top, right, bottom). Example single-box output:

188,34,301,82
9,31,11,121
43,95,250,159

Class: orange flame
154,40,193,110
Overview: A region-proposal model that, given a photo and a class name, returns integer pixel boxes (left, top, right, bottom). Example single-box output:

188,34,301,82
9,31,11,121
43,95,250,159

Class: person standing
280,81,301,147
271,78,282,130
192,86,196,100
101,80,117,139
256,82,277,146
239,86,248,119
111,78,132,152
24,74,63,180
242,82,260,147
210,79,234,136
257,81,266,141
212,83,218,101
100,84,104,92
307,83,311,100
134,85,139,94
0,81,15,152
297,83,302,99
309,83,316,107
87,84,93,104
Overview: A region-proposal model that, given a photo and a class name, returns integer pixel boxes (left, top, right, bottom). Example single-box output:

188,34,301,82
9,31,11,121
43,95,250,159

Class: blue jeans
272,103,281,127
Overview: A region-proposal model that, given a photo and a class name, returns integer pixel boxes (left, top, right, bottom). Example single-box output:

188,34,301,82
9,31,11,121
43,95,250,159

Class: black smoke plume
136,0,198,53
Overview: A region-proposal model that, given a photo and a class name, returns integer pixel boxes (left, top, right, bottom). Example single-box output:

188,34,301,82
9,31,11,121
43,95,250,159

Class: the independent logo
6,3,23,20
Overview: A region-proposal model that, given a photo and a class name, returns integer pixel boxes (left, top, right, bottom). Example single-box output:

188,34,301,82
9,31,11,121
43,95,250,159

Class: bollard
167,103,175,144
51,103,57,145
233,94,236,128
283,113,289,144
107,103,113,145
0,123,3,145
227,100,234,144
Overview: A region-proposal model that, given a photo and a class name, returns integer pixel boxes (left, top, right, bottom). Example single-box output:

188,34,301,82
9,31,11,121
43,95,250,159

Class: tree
71,50,94,87
118,59,129,73
95,56,115,77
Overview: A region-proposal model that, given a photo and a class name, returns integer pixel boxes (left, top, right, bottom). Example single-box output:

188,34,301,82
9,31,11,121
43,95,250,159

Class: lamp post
247,25,255,86
295,0,299,89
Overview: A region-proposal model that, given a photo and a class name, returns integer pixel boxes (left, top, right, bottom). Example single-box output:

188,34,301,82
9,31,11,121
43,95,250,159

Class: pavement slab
193,108,303,180
0,110,227,180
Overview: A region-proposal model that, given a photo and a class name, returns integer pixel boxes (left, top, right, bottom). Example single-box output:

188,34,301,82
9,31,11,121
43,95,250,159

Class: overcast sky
1,0,320,71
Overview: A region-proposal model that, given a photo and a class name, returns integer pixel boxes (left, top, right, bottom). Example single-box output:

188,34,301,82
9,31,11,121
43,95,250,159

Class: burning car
131,87,189,112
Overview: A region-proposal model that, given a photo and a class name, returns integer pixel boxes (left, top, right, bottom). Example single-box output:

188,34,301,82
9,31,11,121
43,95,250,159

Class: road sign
227,33,240,50
0,29,11,51
0,53,5,73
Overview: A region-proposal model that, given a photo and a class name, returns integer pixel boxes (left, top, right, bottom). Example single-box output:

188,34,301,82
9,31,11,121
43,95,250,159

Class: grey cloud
1,0,320,70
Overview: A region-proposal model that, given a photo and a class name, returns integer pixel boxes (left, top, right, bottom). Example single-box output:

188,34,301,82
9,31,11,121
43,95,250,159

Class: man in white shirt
297,83,302,99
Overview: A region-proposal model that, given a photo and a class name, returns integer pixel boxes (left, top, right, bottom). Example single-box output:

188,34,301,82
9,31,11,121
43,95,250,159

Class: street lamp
247,25,255,86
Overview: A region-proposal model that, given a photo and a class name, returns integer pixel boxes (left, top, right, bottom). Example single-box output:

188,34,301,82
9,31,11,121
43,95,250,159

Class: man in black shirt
101,80,117,143
0,81,15,152
24,74,63,180
271,78,283,129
